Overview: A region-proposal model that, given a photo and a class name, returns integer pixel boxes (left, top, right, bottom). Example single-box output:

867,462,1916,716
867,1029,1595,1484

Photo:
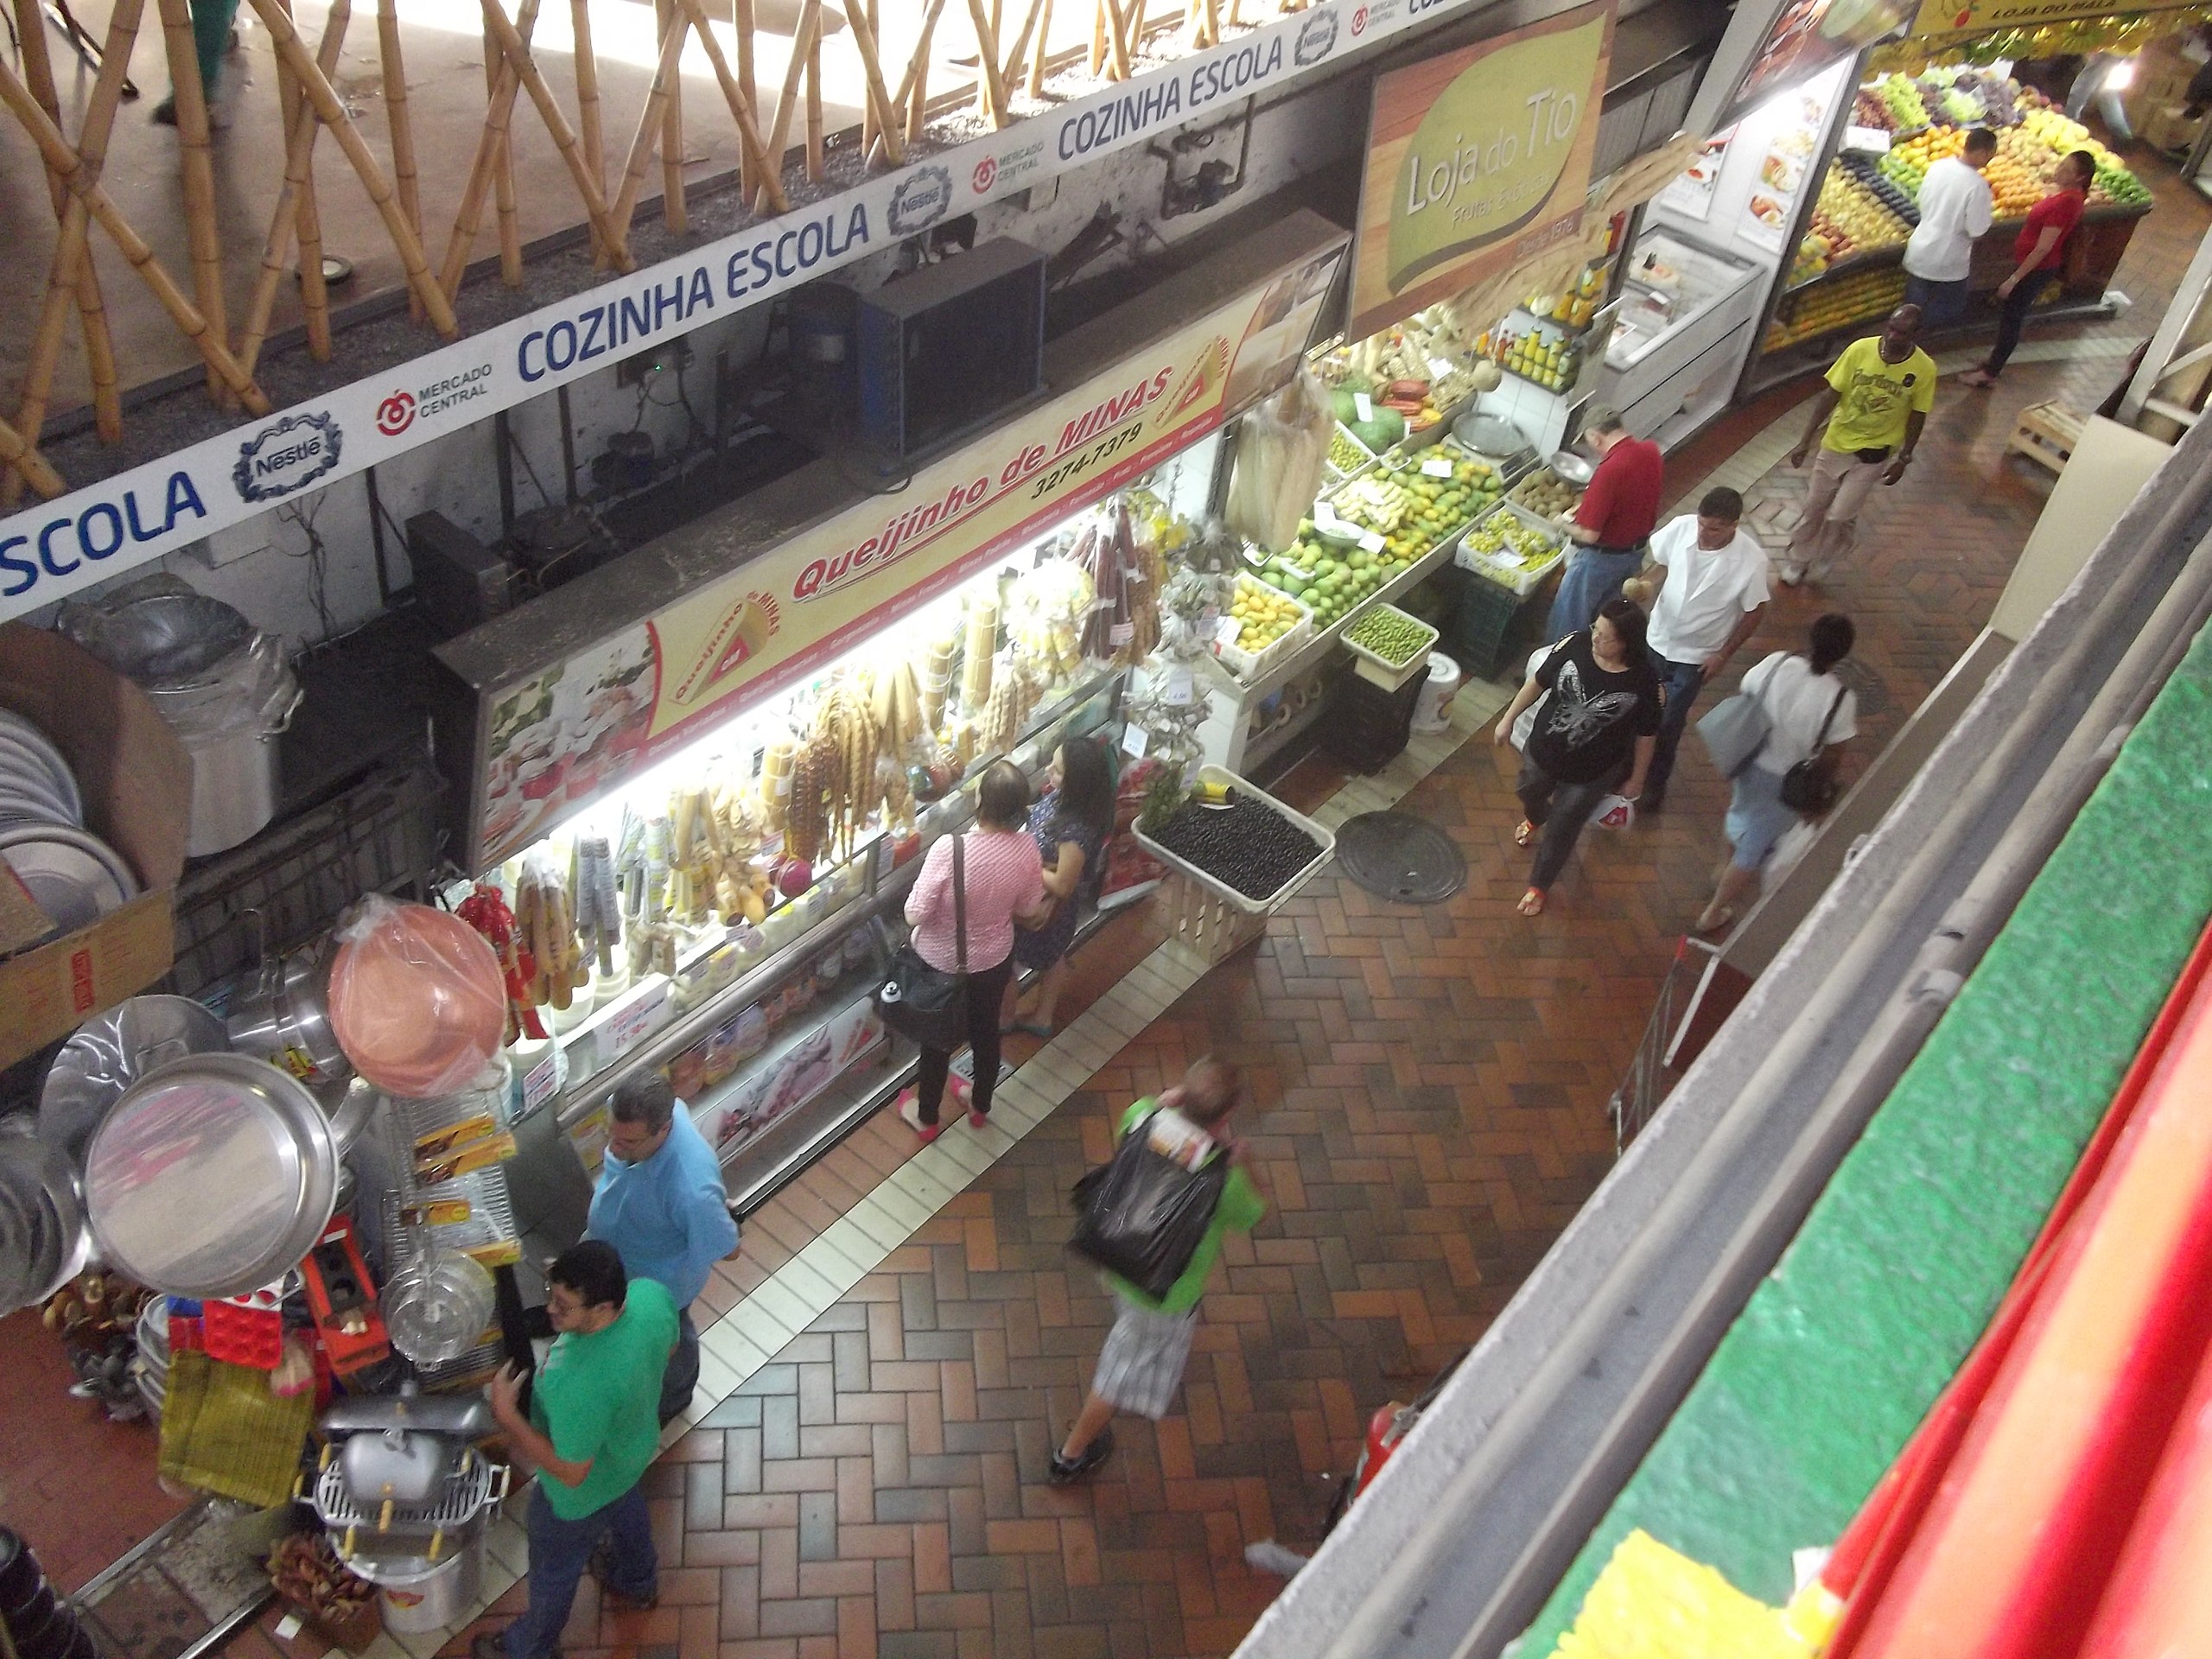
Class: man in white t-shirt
1622,487,1770,813
1902,128,1996,328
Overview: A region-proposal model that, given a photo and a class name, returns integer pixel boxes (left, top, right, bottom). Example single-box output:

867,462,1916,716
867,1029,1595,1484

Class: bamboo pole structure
734,0,756,196
841,0,902,164
658,0,687,233
245,0,459,336
281,0,336,361
10,0,143,500
669,0,786,212
804,25,823,182
440,0,542,297
860,0,876,153
156,0,223,410
753,0,817,213
998,0,1046,106
964,0,1007,122
1098,0,1131,79
237,0,353,375
486,13,523,284
0,61,270,414
610,7,691,234
894,0,948,154
1090,0,1105,73
378,0,423,317
0,413,67,500
481,0,626,257
570,0,606,250
1028,0,1054,96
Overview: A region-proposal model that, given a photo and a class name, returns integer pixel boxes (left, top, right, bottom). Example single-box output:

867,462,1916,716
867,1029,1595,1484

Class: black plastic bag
874,837,968,1052
1068,1111,1228,1300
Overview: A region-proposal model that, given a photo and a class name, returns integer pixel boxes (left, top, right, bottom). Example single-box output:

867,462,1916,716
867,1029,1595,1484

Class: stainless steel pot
84,1053,339,1300
227,939,351,1090
40,995,232,1162
0,1129,90,1317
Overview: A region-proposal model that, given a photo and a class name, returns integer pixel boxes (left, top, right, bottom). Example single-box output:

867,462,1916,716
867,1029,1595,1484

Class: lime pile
1463,512,1560,570
1344,605,1433,669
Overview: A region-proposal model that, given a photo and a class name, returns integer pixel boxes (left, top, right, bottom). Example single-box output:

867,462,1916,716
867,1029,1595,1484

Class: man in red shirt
1961,149,2094,388
1546,408,1662,641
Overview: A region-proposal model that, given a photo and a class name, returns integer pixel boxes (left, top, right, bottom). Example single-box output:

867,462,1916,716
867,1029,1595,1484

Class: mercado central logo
1352,1,1613,338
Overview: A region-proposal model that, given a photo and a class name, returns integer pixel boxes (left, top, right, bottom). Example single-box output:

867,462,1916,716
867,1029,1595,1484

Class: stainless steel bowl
1548,448,1597,486
84,1053,339,1300
41,995,231,1163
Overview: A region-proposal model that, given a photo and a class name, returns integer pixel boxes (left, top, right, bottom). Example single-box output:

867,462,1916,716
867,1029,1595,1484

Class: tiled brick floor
3,144,2205,1659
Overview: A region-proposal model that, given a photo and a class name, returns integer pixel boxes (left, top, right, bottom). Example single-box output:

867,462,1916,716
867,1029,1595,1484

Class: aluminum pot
227,940,350,1090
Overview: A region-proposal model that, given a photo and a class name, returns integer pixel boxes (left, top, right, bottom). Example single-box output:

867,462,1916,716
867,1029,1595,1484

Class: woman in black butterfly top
1492,597,1662,917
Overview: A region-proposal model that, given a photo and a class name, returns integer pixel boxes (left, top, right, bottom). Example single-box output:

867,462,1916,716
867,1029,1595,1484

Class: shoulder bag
874,836,970,1051
1510,638,1573,752
1067,1103,1230,1301
1780,682,1850,814
1694,668,1773,779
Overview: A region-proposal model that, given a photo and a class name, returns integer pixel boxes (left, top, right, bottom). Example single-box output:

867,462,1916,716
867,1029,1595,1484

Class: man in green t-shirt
1783,304,1936,587
476,1241,677,1659
1050,1058,1268,1484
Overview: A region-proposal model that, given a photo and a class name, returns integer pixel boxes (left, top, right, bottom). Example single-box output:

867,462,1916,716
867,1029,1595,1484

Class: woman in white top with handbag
1694,613,1859,938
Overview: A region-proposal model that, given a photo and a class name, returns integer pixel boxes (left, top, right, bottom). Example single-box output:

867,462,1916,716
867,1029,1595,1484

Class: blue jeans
1645,654,1707,806
503,1482,657,1659
1547,545,1643,642
1902,272,1968,328
659,1309,699,1427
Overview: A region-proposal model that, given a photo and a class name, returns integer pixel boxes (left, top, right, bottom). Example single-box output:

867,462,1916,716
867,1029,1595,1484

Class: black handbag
1780,682,1850,814
874,836,969,1051
1067,1104,1229,1300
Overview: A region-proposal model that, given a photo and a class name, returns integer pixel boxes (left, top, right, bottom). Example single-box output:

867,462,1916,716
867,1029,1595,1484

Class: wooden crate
2009,402,2086,475
1158,872,1269,966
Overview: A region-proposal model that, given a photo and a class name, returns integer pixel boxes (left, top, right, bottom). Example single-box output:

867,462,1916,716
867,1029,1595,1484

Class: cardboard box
0,622,192,1069
2141,101,2208,156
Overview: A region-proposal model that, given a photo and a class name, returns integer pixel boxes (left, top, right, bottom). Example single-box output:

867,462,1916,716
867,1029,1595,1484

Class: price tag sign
1109,621,1135,646
1427,353,1458,378
1215,615,1244,647
1121,723,1149,759
1164,666,1195,706
1844,125,1891,153
1353,391,1374,423
1359,531,1386,555
1314,502,1346,533
1421,456,1454,479
523,1046,564,1114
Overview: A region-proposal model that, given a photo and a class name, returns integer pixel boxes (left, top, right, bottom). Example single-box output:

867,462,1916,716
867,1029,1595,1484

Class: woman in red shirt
1962,149,2094,388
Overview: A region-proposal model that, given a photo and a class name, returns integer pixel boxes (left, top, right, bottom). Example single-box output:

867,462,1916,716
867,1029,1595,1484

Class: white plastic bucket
1410,653,1462,733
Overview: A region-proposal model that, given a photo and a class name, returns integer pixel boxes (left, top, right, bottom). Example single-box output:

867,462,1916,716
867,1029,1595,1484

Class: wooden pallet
2009,401,2087,474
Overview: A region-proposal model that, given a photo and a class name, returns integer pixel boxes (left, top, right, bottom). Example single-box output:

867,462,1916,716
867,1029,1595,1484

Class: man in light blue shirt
586,1074,739,1425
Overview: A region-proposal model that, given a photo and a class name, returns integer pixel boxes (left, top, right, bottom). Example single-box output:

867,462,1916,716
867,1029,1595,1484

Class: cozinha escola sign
1350,0,1615,340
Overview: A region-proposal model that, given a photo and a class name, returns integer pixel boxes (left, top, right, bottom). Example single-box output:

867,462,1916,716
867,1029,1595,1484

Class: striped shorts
1091,1292,1198,1421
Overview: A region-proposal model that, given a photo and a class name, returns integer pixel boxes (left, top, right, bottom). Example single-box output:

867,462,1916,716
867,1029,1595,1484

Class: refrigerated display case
1599,230,1768,444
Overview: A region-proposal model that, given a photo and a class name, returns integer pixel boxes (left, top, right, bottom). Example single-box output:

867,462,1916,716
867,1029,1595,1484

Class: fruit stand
1755,67,2154,375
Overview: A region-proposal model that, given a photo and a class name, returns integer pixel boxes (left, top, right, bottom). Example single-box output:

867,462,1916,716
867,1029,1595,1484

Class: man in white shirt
1902,128,1996,327
1623,487,1770,813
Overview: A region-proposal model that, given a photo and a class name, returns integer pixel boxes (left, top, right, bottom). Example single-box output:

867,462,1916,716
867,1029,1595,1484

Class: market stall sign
463,240,1348,870
1350,1,1618,343
1906,0,2205,33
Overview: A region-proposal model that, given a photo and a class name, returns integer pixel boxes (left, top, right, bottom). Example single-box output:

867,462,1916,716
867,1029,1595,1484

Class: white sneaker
1778,560,1807,586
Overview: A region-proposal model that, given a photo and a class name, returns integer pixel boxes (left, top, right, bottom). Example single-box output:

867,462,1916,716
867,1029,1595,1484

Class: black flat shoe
1048,1427,1115,1484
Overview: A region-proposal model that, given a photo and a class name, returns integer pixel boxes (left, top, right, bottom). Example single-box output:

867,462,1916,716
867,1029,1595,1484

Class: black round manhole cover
1334,812,1466,905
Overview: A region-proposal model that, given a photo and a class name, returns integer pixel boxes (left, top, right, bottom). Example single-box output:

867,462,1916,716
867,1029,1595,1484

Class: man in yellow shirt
1783,305,1936,586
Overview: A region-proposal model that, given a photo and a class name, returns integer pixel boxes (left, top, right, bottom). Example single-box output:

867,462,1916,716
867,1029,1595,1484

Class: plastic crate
1341,604,1440,692
1456,499,1567,596
1214,576,1315,683
1445,575,1540,683
1134,766,1336,934
1323,663,1431,774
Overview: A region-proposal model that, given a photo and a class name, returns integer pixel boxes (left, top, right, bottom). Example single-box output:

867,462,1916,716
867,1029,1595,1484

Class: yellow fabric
1821,337,1937,454
157,1351,315,1510
1548,1529,1821,1659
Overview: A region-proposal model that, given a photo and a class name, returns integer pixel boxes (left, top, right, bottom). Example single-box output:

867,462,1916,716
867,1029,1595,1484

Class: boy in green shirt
477,1241,677,1659
1051,1058,1267,1484
1783,304,1936,586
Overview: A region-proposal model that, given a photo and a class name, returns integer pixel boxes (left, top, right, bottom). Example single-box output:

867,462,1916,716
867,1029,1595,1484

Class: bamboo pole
734,0,755,196
841,0,902,164
480,0,625,258
999,0,1045,103
1027,0,1052,96
669,0,785,211
244,0,459,336
0,60,270,414
803,25,823,183
280,0,336,361
10,0,143,491
157,0,224,410
1090,0,1105,73
963,0,1006,122
439,0,541,297
895,0,947,152
860,0,875,153
1098,0,1130,79
237,0,353,375
486,13,523,284
610,7,690,234
658,0,686,233
0,413,67,500
569,0,605,250
378,0,422,317
752,0,816,213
